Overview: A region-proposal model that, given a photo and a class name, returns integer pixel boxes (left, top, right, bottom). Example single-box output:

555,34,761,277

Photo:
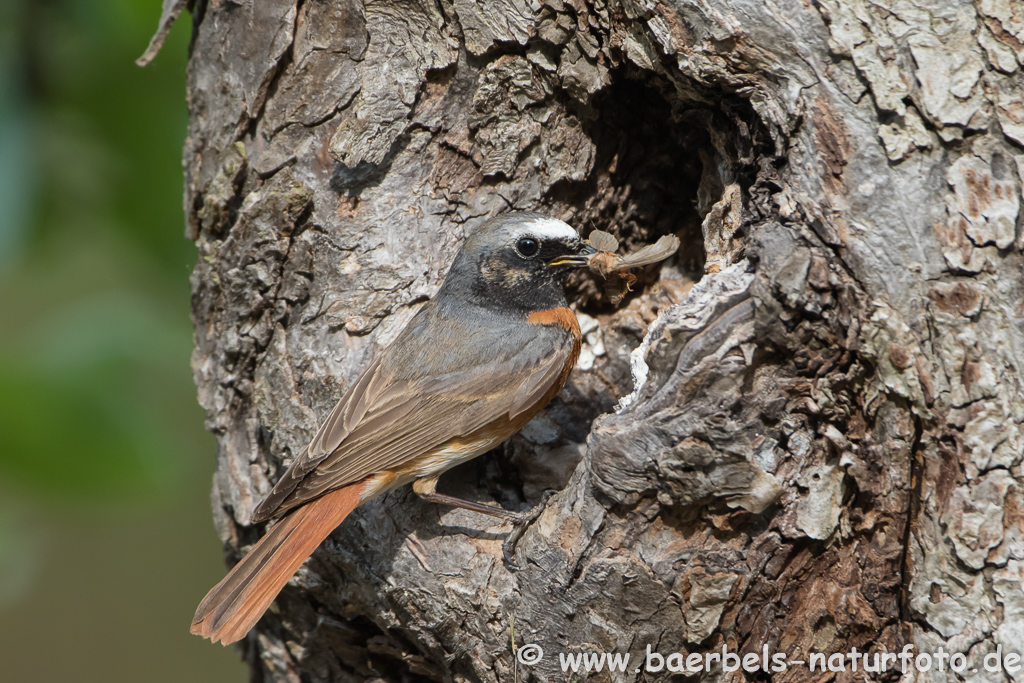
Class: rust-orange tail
191,481,366,645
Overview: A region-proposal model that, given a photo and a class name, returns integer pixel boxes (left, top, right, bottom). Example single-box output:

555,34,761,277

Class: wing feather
253,315,573,523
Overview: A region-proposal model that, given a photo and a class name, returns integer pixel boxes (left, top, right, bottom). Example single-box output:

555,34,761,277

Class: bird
191,211,597,645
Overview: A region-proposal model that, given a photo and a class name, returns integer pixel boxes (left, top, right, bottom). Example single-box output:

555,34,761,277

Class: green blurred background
0,1,245,680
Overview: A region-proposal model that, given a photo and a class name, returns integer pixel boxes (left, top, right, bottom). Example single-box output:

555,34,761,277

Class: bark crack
900,412,925,624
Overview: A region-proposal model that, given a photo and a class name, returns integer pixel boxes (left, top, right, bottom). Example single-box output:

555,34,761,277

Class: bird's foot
502,490,555,570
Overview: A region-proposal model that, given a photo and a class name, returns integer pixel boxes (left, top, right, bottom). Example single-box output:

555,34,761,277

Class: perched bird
192,212,596,644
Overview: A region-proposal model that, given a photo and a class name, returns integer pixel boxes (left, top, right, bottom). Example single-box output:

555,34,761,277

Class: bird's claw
501,491,555,570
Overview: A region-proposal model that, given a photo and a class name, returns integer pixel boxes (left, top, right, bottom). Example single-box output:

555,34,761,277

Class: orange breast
528,306,582,395
527,306,582,338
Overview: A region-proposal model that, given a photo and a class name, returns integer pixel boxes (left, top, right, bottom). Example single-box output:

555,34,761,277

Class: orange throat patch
527,306,582,338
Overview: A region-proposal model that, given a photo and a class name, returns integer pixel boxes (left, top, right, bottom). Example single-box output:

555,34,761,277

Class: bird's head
438,212,596,313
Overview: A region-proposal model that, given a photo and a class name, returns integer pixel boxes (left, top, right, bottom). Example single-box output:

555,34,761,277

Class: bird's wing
249,352,388,522
251,319,574,522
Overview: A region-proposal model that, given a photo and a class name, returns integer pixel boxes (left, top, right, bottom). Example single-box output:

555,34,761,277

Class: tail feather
191,481,366,645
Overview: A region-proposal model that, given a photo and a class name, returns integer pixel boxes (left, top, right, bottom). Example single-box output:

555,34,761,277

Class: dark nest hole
463,70,774,508
545,70,767,314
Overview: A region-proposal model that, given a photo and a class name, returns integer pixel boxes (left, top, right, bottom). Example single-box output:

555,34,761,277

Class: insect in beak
549,242,598,267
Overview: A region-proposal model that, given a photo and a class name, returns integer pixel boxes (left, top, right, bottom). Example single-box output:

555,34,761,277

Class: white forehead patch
518,217,579,241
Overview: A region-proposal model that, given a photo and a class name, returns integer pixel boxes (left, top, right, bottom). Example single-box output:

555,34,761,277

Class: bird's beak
549,242,598,267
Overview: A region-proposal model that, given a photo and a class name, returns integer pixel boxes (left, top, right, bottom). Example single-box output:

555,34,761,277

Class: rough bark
163,0,1024,680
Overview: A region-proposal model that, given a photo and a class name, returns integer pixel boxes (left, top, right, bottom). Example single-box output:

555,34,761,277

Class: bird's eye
516,236,540,257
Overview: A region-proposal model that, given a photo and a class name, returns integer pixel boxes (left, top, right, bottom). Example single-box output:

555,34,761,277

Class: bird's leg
411,476,552,570
412,475,527,523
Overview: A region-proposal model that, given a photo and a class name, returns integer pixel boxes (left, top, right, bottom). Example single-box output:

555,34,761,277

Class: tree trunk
162,0,1024,680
